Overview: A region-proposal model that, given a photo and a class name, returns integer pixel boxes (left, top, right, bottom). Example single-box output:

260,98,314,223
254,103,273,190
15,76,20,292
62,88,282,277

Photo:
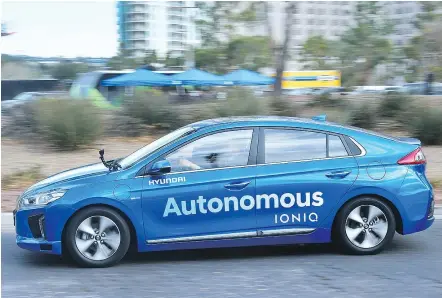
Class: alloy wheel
75,216,121,261
345,205,388,249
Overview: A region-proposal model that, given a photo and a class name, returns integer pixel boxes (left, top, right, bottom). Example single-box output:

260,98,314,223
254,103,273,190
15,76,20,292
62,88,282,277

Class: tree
106,41,138,70
194,1,296,91
403,3,442,82
299,36,333,70
143,50,158,65
240,2,297,95
226,36,271,71
335,2,394,86
195,47,226,73
51,62,89,80
195,2,240,47
272,2,297,96
164,51,185,67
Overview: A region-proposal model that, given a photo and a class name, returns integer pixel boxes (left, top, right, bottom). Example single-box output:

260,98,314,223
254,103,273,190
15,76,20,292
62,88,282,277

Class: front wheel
334,197,396,255
65,206,131,267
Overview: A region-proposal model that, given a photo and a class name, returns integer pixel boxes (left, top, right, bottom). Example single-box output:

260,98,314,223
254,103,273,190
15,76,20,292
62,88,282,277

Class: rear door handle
224,181,251,191
325,171,351,179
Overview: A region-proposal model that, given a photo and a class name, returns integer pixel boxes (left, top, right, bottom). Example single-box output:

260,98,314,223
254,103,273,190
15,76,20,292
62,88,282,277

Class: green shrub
2,101,40,138
348,104,376,129
408,108,442,145
178,103,218,125
122,89,181,129
269,96,297,117
308,93,345,108
36,99,101,150
378,92,411,118
103,113,147,137
214,88,269,117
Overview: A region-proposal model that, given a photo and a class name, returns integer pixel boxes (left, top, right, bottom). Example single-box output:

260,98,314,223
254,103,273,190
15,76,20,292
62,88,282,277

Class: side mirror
148,160,171,175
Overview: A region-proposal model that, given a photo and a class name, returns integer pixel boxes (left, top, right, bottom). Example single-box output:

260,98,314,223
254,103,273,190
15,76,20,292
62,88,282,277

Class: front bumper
14,205,72,256
16,235,62,255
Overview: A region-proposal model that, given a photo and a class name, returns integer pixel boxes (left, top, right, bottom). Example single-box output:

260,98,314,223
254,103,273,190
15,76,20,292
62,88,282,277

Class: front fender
70,197,146,249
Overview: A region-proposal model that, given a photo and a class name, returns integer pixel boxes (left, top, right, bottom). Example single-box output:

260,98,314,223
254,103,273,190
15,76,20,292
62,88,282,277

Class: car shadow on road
18,236,425,268
123,243,337,265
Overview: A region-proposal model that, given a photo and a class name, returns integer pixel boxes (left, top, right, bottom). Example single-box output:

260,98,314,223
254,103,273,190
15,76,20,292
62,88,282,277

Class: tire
334,197,396,255
64,206,131,268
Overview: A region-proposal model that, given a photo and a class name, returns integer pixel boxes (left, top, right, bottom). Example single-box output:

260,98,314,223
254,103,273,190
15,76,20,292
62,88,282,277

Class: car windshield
119,126,195,169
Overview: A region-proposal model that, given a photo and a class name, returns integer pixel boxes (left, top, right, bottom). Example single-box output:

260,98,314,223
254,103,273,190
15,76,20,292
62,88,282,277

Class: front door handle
325,170,351,179
224,181,251,191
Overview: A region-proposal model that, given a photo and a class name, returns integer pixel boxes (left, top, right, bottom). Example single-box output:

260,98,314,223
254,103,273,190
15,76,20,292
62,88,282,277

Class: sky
1,1,118,57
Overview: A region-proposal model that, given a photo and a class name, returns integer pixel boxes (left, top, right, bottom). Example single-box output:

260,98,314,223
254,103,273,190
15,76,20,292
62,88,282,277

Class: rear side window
343,135,362,156
328,135,349,157
264,129,327,163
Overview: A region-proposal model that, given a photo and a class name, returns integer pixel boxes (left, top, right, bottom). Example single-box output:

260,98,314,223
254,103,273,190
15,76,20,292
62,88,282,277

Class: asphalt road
2,212,442,298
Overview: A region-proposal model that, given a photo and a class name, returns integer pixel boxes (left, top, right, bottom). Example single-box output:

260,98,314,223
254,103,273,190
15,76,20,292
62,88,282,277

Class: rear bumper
397,167,435,235
402,215,434,235
401,194,435,235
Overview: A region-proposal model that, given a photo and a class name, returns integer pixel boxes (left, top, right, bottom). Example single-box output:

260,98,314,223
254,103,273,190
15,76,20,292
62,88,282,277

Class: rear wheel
334,197,396,255
65,206,130,267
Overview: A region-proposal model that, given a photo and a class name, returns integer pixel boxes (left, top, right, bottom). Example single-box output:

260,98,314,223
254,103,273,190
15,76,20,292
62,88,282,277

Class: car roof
189,116,400,142
190,116,312,128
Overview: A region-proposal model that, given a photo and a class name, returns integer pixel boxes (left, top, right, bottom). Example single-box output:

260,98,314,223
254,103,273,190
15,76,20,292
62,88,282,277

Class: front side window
264,129,327,163
165,130,253,172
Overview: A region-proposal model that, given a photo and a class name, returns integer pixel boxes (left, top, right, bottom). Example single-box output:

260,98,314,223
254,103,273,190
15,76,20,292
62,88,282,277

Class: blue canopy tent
169,68,227,86
101,69,174,86
222,69,275,86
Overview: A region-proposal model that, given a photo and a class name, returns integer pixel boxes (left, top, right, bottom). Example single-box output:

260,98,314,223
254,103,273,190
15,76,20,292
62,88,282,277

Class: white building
117,1,200,59
382,1,422,46
237,1,422,70
117,1,422,70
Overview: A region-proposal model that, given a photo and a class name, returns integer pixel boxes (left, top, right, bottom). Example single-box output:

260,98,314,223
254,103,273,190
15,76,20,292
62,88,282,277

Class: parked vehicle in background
1,79,61,102
282,88,315,96
402,82,427,95
383,86,405,94
70,70,184,108
1,91,69,114
351,86,404,95
401,82,442,95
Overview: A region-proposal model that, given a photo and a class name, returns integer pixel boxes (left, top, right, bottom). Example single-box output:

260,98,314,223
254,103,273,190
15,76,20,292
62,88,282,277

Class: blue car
14,116,435,267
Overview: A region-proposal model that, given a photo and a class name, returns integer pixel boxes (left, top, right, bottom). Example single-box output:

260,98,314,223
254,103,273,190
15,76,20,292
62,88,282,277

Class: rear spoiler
396,137,421,146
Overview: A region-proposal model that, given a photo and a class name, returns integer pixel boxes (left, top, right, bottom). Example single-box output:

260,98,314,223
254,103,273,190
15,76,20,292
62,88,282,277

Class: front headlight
17,189,67,210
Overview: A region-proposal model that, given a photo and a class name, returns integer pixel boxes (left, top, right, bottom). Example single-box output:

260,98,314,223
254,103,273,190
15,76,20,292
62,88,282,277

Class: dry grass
2,166,44,191
431,178,442,189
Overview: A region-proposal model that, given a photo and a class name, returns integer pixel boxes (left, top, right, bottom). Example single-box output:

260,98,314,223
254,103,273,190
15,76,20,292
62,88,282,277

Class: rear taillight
398,148,426,165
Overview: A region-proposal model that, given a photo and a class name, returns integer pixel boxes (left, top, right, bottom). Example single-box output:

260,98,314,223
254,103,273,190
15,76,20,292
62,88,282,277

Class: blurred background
1,1,442,211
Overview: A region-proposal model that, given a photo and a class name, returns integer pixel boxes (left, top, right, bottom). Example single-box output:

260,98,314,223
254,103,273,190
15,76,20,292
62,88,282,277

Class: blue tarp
169,68,227,86
222,69,274,86
101,69,174,86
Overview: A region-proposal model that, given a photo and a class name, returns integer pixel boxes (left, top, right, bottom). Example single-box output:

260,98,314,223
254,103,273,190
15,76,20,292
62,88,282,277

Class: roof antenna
312,114,327,121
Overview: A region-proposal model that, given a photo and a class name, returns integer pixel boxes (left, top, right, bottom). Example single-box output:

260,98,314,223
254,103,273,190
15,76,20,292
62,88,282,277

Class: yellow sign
278,70,341,89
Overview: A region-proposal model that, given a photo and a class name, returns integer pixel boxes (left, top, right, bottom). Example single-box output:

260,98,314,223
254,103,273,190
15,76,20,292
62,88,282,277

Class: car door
141,128,259,244
255,127,359,236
